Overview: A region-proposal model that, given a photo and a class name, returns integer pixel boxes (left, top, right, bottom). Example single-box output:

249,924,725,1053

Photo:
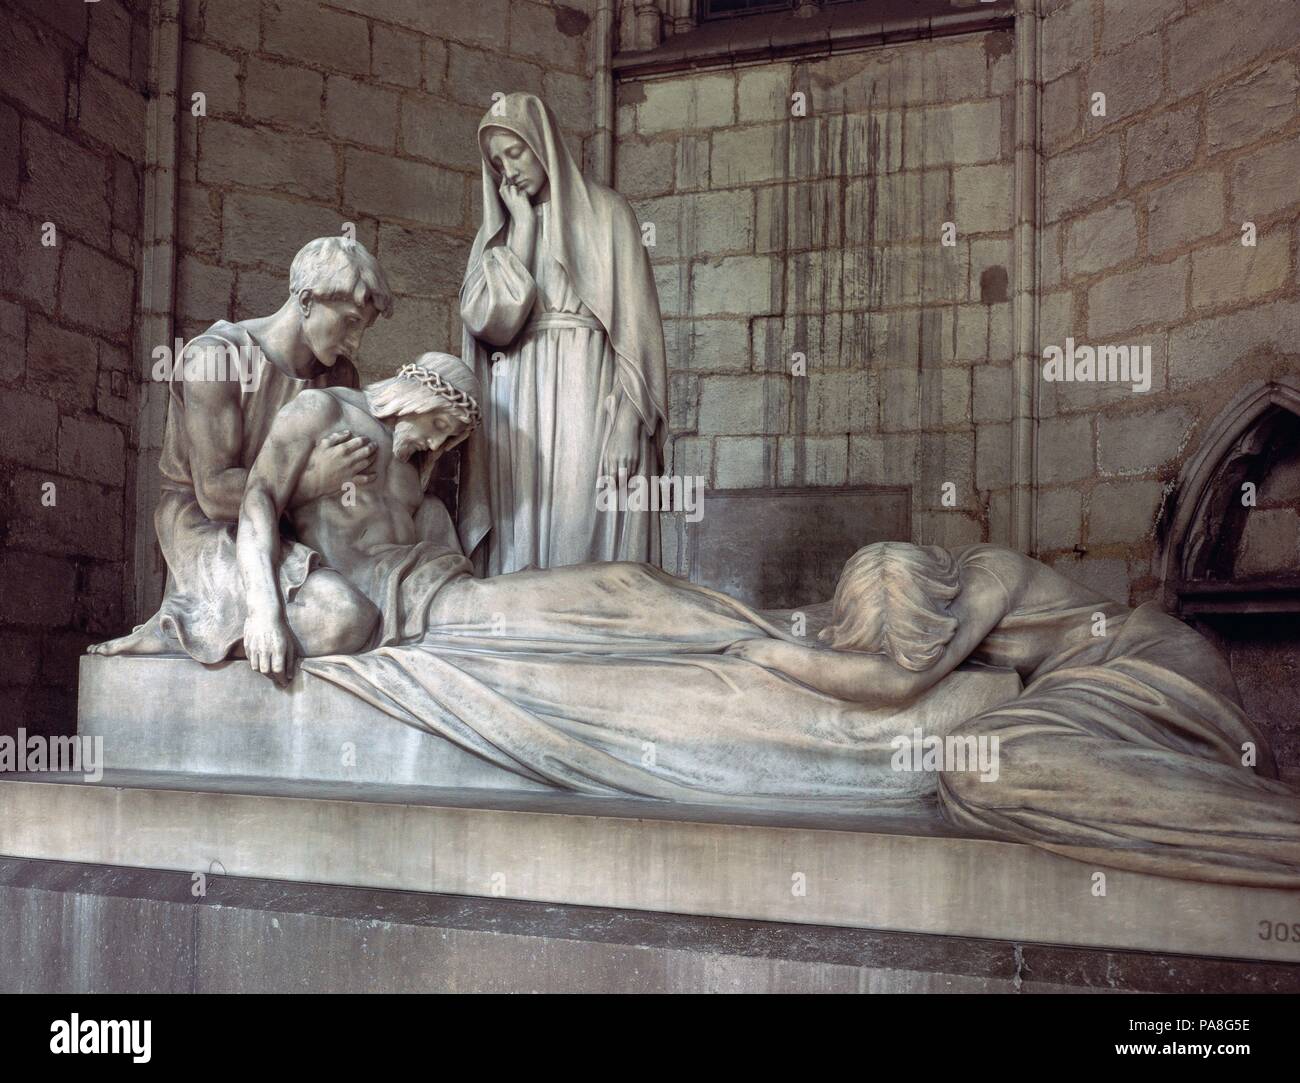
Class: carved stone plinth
78,654,550,791
77,653,1020,791
1,771,1297,966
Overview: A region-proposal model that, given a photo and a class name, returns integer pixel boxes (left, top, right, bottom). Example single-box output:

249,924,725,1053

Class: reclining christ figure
236,355,1300,889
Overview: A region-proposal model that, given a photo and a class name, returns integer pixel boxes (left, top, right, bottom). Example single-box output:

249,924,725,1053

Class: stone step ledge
1,770,1297,964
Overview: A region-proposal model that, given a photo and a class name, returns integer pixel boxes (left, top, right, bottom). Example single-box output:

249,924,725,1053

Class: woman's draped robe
460,207,658,574
457,92,668,576
302,545,1300,888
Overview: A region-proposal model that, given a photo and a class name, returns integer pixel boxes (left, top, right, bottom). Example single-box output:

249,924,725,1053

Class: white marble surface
78,653,1021,792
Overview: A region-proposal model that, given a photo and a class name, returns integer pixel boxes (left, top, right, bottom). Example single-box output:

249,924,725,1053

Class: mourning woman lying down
233,356,1300,888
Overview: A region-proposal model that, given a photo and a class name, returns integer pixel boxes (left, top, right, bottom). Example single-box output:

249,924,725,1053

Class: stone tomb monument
4,216,1299,990
30,343,1300,989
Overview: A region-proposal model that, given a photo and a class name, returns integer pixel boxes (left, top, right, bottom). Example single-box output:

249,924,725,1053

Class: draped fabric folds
939,549,1299,887
303,548,1300,888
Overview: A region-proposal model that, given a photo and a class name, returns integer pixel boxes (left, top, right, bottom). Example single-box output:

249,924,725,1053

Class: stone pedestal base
2,855,1297,993
1,771,1297,969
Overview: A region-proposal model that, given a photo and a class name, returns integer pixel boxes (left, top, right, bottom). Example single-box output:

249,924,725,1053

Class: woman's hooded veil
457,92,668,561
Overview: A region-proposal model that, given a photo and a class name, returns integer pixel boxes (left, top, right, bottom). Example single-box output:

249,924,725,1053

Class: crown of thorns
396,362,482,427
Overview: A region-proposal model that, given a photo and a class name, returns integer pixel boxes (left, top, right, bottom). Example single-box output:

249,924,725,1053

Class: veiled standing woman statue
457,93,669,576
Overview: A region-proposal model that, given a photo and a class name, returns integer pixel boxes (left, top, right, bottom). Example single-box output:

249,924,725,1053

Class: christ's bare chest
334,404,422,515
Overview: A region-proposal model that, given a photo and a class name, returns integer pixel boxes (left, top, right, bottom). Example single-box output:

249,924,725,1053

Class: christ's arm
236,391,342,680
183,339,374,521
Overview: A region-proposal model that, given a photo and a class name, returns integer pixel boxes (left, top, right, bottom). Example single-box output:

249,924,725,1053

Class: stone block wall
620,0,1298,609
1,0,599,734
1037,0,1300,604
0,0,149,736
617,29,1019,552
173,0,598,382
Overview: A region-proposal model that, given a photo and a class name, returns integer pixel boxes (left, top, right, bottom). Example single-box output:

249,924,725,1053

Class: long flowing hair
819,542,961,671
364,353,481,424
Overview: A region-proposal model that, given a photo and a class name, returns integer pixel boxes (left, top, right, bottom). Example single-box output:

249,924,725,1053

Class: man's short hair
289,236,394,317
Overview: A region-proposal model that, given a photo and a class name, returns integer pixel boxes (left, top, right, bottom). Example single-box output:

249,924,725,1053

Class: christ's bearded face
392,406,471,463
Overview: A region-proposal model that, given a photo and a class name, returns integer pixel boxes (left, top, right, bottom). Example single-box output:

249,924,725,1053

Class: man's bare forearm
196,466,252,523
235,389,338,623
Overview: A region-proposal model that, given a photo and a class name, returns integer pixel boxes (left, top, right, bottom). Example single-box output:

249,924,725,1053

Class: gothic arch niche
1159,376,1300,776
